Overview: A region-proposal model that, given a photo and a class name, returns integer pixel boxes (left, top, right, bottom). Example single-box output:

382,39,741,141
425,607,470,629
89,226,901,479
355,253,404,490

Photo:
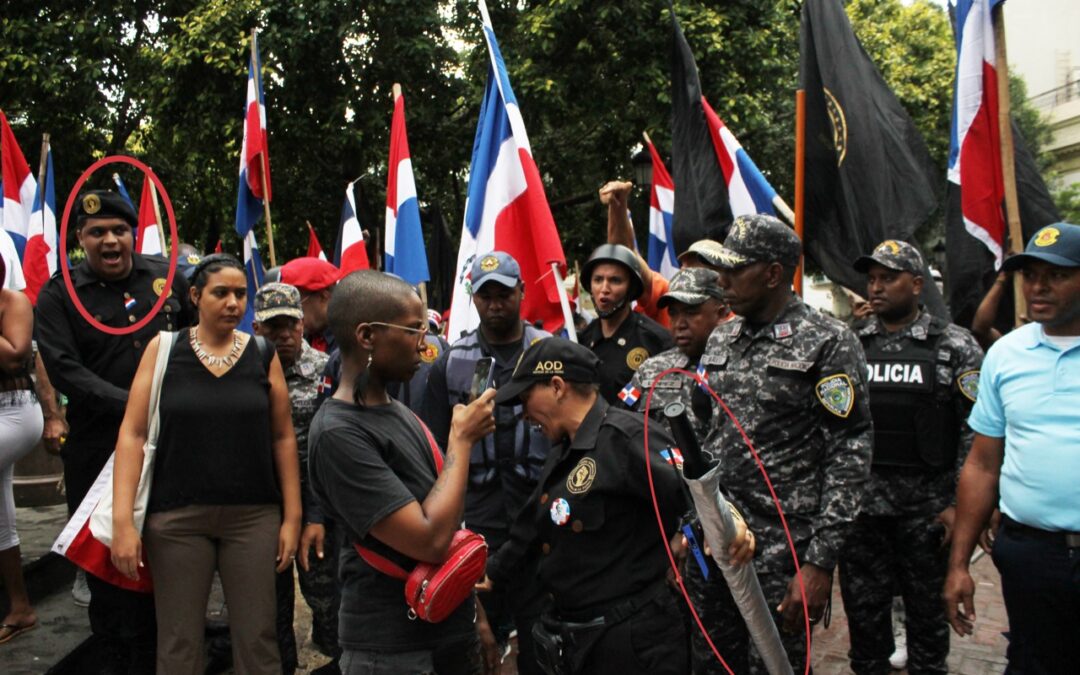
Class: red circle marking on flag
60,155,179,336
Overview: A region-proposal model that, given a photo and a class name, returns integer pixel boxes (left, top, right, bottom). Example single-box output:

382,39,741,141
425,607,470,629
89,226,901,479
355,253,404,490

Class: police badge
816,373,855,418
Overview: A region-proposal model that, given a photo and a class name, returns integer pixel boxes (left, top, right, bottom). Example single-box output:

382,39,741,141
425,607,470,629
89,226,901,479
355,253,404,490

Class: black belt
1002,515,1080,549
554,578,670,625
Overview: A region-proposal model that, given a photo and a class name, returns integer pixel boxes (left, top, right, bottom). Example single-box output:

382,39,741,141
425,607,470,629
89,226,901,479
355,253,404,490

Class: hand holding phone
469,357,495,402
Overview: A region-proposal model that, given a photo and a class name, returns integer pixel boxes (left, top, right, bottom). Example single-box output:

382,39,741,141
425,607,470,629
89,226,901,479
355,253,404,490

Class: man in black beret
35,189,195,672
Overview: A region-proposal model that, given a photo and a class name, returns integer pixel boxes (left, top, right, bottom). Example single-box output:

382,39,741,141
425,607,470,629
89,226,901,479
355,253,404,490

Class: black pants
577,587,689,675
993,517,1080,675
474,526,544,675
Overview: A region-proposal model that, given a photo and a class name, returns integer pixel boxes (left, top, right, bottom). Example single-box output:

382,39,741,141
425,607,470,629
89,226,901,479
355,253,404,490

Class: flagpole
992,4,1026,325
251,29,277,268
551,262,577,343
149,174,168,255
793,90,806,297
36,132,50,237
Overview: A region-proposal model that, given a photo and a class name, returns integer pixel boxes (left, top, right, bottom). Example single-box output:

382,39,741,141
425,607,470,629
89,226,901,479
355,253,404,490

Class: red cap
280,258,340,293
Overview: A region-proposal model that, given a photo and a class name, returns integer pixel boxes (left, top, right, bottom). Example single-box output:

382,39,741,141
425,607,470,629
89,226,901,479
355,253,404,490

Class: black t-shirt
149,335,279,513
580,311,674,404
308,398,475,651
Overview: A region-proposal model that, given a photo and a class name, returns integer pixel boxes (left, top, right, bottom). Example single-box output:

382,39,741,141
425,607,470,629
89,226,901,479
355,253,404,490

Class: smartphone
469,357,495,402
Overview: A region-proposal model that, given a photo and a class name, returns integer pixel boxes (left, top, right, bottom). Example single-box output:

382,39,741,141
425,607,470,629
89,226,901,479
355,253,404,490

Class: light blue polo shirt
968,322,1080,531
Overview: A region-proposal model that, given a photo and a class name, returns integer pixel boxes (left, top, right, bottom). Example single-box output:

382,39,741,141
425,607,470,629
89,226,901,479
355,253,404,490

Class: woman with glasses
111,254,301,675
309,270,496,675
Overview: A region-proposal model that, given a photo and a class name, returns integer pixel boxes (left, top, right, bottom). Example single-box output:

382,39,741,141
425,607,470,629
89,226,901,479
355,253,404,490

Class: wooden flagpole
992,4,1026,325
149,174,168,255
794,90,807,297
36,133,50,232
251,29,276,268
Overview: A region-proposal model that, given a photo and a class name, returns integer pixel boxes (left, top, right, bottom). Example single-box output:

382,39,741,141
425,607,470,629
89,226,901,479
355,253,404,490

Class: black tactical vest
863,329,958,469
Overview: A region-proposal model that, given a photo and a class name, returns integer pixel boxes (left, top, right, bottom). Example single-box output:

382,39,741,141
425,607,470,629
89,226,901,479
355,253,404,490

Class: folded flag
334,181,370,274
644,136,679,279
385,90,430,286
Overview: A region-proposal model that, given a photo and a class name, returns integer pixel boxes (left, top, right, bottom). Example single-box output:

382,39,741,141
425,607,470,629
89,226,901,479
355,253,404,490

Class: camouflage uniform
700,214,874,674
284,339,340,657
840,242,984,675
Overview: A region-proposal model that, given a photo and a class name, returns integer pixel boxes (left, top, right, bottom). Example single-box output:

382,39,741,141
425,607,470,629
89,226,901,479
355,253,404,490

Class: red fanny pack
354,414,488,623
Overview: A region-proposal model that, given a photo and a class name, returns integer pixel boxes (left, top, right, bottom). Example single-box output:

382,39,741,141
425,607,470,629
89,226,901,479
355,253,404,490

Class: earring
365,352,373,369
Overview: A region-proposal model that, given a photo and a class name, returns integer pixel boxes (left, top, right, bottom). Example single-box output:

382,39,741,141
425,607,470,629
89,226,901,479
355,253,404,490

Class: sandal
0,621,37,645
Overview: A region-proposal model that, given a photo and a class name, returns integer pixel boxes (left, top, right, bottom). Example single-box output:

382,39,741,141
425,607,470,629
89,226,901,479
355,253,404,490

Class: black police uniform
487,397,689,674
35,252,192,647
580,311,673,404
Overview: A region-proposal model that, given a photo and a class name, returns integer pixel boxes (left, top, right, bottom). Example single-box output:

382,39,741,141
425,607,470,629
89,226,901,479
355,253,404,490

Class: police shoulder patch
815,373,855,418
957,370,979,402
566,457,597,494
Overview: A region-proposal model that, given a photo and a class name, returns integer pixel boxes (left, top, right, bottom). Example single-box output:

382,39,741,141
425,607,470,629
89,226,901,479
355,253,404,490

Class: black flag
800,0,948,318
670,5,733,257
945,121,1061,327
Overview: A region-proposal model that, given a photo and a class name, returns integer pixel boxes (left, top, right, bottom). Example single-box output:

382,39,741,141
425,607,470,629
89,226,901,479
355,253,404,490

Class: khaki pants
145,504,281,675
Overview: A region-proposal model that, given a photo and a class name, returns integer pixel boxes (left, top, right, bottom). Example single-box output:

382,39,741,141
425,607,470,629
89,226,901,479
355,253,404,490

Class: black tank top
149,334,280,513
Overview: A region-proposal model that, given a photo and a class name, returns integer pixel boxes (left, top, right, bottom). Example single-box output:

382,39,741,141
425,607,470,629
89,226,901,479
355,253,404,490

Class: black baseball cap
494,337,600,406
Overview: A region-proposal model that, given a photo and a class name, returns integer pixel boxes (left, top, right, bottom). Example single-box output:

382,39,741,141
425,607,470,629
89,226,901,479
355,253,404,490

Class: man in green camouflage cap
699,213,873,674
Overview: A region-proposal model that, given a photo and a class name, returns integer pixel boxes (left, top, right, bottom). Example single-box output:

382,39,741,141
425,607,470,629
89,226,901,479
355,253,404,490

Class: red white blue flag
644,137,678,279
702,99,781,219
234,33,269,333
136,178,163,257
949,0,1006,267
385,92,430,286
307,222,327,261
23,142,56,302
334,181,370,274
1,110,36,263
448,1,569,341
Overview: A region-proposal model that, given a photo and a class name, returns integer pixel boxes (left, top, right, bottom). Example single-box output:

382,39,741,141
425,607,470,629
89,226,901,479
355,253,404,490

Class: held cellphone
469,357,495,401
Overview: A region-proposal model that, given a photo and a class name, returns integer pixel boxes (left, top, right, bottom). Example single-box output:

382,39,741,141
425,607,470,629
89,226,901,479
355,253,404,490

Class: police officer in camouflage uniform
839,241,982,675
702,214,874,674
579,244,672,403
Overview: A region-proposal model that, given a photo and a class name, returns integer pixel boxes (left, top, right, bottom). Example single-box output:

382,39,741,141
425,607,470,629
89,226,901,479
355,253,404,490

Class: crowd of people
0,184,1076,675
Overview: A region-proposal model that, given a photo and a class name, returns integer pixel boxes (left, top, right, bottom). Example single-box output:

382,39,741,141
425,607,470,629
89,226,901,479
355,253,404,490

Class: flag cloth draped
447,0,568,342
946,120,1060,327
701,99,780,219
23,143,56,302
136,179,163,257
669,9,732,256
234,34,270,333
644,138,679,279
948,0,1006,267
800,0,948,319
307,222,327,260
1,110,37,260
112,173,136,211
385,92,430,286
334,181,370,274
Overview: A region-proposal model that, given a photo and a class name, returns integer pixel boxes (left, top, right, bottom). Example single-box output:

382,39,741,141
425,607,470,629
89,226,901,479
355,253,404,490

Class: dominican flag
618,383,641,407
334,181,370,274
702,99,780,218
136,178,164,257
23,142,56,302
644,137,678,279
234,33,270,333
112,173,136,211
307,222,327,260
447,1,569,341
385,91,430,286
1,110,37,260
948,0,1006,267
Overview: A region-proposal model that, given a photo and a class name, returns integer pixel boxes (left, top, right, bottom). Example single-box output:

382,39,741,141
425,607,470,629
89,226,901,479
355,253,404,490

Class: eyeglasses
368,321,428,342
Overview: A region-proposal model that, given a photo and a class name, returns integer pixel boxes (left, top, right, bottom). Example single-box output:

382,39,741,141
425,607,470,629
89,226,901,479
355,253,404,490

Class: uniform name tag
701,353,727,367
651,379,682,390
767,358,813,372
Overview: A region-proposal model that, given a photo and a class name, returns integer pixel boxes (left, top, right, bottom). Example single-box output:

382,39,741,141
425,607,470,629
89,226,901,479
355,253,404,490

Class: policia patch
957,370,980,402
816,374,855,418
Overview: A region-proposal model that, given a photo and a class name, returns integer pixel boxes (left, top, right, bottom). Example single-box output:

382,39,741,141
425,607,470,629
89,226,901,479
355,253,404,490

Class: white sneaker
889,598,907,670
72,569,91,607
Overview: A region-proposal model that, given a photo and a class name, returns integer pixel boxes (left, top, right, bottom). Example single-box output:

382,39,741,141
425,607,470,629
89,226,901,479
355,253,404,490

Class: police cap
853,240,925,275
494,337,600,406
658,267,723,308
581,244,644,300
254,282,303,323
76,190,138,231
714,214,801,269
471,251,522,292
1002,222,1080,271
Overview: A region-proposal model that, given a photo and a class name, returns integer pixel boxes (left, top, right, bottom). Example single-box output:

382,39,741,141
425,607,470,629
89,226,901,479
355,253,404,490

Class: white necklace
189,327,243,368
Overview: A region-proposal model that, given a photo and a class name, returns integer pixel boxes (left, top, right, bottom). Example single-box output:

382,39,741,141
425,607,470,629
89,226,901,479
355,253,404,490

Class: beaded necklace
189,327,243,368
